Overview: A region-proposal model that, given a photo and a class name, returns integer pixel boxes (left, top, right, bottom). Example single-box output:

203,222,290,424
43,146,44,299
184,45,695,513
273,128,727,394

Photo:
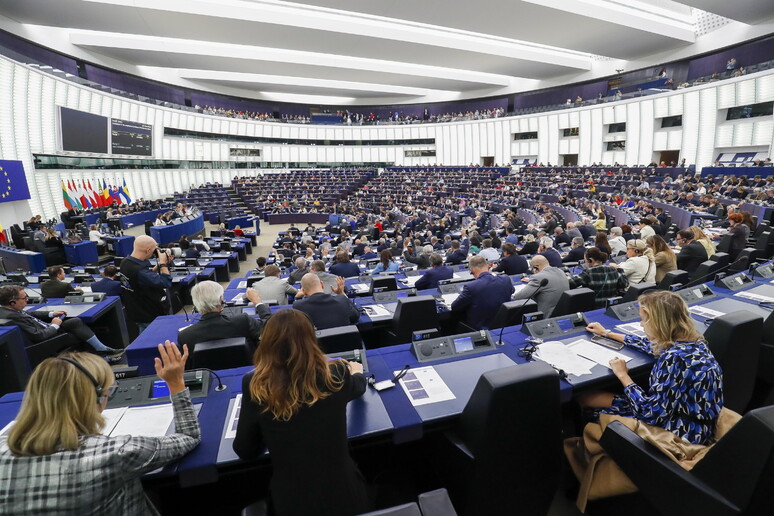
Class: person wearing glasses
675,229,709,280
0,341,200,514
234,309,370,516
0,285,123,358
514,255,569,318
568,247,629,308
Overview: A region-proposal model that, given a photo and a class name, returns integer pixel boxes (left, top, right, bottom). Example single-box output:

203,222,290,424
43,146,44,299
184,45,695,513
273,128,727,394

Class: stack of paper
689,305,725,319
440,293,460,307
351,283,370,293
566,339,632,367
533,341,594,376
396,366,456,406
363,304,392,318
615,322,647,339
735,291,774,303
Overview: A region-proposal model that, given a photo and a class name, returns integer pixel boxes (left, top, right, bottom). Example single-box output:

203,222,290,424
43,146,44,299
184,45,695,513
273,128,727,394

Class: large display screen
59,107,109,153
111,118,153,156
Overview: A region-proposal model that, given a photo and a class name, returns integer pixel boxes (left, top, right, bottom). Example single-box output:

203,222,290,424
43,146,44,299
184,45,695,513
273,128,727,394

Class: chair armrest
600,421,740,516
443,430,474,460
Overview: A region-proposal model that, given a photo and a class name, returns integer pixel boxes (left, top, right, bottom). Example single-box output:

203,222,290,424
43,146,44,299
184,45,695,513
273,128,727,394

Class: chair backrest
755,231,771,252
730,249,756,273
752,221,770,239
691,405,774,514
417,489,457,516
710,252,730,269
315,325,363,354
370,275,398,294
621,282,657,302
191,337,252,370
488,299,538,329
457,362,561,515
685,260,721,287
391,296,439,341
704,310,763,413
552,288,596,317
658,269,690,290
715,234,733,254
0,325,32,396
358,503,422,516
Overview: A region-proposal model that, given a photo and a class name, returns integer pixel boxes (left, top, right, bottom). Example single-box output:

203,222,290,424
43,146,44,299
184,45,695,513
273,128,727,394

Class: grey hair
191,280,224,314
572,236,585,246
423,245,433,254
610,226,623,236
540,236,554,248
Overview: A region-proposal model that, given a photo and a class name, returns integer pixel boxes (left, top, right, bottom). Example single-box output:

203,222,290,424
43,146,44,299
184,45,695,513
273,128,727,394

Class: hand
609,357,628,379
521,276,530,283
586,322,606,336
154,340,188,395
157,250,170,265
295,289,306,298
348,360,364,375
51,317,63,326
332,276,346,295
52,310,67,317
245,288,262,305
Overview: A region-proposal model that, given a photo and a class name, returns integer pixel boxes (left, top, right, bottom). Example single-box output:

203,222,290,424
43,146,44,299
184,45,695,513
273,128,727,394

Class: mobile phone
591,334,624,351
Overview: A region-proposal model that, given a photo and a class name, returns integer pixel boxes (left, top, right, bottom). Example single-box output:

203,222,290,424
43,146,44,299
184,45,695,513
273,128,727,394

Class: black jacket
493,253,529,275
119,256,172,323
40,279,74,299
293,292,360,330
676,241,709,279
177,304,271,355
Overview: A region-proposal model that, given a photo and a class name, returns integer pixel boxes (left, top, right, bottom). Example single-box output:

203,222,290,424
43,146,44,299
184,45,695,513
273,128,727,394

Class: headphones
58,357,104,401
9,299,15,306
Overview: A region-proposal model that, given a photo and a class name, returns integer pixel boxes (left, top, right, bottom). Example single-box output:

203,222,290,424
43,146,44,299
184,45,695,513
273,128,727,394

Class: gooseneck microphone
198,368,226,392
677,256,748,290
498,277,549,346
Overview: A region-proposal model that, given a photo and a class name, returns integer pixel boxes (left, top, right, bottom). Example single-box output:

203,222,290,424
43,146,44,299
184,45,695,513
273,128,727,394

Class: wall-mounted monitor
59,107,109,154
111,118,153,156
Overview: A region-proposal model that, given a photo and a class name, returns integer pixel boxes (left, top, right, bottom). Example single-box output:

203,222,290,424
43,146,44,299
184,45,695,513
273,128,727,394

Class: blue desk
150,215,205,245
104,235,135,257
226,216,251,230
64,241,99,265
118,209,168,230
0,247,46,273
28,296,130,350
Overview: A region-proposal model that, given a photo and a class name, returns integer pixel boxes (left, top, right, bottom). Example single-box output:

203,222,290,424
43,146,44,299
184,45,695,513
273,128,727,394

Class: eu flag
0,160,31,203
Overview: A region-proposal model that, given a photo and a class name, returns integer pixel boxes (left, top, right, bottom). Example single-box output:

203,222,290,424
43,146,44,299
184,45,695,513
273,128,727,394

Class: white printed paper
110,404,174,438
402,276,421,287
689,306,725,319
735,291,774,303
616,322,647,339
237,281,247,289
224,394,242,440
532,341,594,376
351,283,370,293
397,366,456,406
101,407,127,436
0,420,14,437
566,339,632,367
230,293,245,303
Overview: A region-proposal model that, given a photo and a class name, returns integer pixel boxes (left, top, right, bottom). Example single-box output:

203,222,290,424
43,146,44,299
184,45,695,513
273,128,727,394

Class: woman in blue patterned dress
582,290,723,445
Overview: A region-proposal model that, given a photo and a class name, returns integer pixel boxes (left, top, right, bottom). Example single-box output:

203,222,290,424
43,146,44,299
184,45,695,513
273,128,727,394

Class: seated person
569,247,628,307
493,243,529,275
675,229,709,279
288,257,310,284
0,285,122,357
581,291,722,445
0,343,200,514
562,237,587,263
88,225,106,254
255,265,298,304
254,256,267,273
233,309,370,515
371,249,400,274
403,244,432,269
177,281,270,356
90,265,123,297
233,225,245,237
477,238,500,261
293,274,359,330
415,253,453,290
40,266,80,299
310,260,340,295
513,255,569,318
517,234,539,255
613,239,656,284
328,251,360,278
451,256,514,330
444,240,467,265
537,237,563,267
360,246,378,261
179,239,200,259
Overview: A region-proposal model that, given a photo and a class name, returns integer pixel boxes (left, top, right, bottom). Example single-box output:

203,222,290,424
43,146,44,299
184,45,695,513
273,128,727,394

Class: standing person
0,341,200,514
234,309,370,516
120,235,172,333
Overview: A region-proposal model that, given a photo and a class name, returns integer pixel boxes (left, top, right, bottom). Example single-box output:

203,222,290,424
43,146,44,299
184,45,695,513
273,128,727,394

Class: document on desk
351,283,370,293
689,305,726,319
363,304,392,318
224,394,242,440
402,275,421,287
110,404,174,437
237,281,247,289
532,341,594,376
440,293,460,307
615,322,647,339
230,293,245,303
101,407,128,436
512,284,527,297
397,366,456,406
566,339,632,368
0,420,14,437
735,291,774,303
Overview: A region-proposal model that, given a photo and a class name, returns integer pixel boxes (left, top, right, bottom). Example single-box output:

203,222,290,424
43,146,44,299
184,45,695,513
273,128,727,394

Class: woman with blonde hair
233,309,370,515
583,290,723,444
0,341,199,514
689,225,716,257
613,239,656,283
646,235,676,282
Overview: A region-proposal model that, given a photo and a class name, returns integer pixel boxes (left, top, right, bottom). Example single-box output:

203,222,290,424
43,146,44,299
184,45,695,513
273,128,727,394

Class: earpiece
9,300,15,306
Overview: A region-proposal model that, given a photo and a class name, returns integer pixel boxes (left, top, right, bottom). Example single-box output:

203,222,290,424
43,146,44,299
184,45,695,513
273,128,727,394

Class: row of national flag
61,179,132,210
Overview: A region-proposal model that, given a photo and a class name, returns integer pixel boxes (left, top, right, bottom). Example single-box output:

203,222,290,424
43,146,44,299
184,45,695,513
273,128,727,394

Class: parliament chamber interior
1,2,774,515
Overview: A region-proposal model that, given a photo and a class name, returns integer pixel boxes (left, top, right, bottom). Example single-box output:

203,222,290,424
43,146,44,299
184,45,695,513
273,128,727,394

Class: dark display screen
111,118,153,156
60,107,108,153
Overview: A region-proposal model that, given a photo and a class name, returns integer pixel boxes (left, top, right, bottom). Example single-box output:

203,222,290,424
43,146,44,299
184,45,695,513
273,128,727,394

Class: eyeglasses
99,382,119,403
15,295,29,302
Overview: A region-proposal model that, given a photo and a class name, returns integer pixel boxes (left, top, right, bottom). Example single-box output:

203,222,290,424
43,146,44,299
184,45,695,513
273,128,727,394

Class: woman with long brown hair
646,235,676,282
233,309,369,515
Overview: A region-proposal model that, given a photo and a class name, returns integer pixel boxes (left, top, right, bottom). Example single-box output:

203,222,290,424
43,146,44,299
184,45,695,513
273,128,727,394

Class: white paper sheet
689,306,726,319
237,281,247,289
0,420,14,437
615,322,647,339
363,304,392,318
735,291,774,303
351,283,370,293
511,284,527,297
440,293,460,306
397,366,456,406
224,394,242,440
402,276,421,287
101,407,127,436
532,341,594,376
566,339,632,367
110,404,174,438
230,293,245,303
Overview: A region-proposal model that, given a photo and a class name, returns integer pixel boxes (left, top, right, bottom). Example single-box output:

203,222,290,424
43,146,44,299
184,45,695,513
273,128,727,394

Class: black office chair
599,405,774,516
459,299,538,333
0,328,32,396
387,296,438,344
658,269,690,290
190,337,252,370
730,249,756,273
357,503,421,516
417,489,457,516
552,288,596,317
315,325,363,354
716,234,733,254
621,282,657,302
435,362,561,515
704,310,763,413
710,252,730,269
684,260,722,287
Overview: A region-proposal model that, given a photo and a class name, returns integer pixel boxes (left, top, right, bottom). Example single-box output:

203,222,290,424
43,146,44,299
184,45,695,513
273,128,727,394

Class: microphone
174,293,189,322
197,368,227,392
498,277,548,346
678,256,748,290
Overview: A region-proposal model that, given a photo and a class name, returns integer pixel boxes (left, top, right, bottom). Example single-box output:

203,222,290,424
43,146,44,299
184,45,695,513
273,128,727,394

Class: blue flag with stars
0,161,31,203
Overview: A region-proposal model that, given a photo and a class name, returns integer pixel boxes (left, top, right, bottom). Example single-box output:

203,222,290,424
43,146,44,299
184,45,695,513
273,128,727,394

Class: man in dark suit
177,281,270,356
0,285,122,356
451,256,514,330
675,229,709,280
403,244,432,269
90,265,123,297
415,253,454,290
562,237,587,263
493,243,529,275
444,240,467,265
537,237,563,268
40,266,80,299
554,227,572,248
293,274,360,330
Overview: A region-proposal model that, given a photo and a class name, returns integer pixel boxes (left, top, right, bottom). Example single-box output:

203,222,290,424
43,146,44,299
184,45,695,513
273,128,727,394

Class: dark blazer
445,249,467,265
676,241,709,279
451,272,514,330
288,266,310,284
517,241,539,255
329,262,360,278
293,292,360,330
539,248,563,268
233,364,370,515
562,246,587,263
0,307,59,342
40,279,75,299
177,304,271,355
414,265,454,290
90,278,123,297
493,253,529,275
554,233,572,247
403,251,431,269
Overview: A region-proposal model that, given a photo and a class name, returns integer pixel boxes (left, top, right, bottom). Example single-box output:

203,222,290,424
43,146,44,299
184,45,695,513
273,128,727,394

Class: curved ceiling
0,0,773,105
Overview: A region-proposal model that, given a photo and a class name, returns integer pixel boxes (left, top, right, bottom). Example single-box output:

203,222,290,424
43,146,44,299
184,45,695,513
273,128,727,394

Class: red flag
87,179,101,207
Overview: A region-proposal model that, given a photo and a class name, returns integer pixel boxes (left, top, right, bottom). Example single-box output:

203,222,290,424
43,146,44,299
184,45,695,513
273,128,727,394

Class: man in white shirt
477,238,500,262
